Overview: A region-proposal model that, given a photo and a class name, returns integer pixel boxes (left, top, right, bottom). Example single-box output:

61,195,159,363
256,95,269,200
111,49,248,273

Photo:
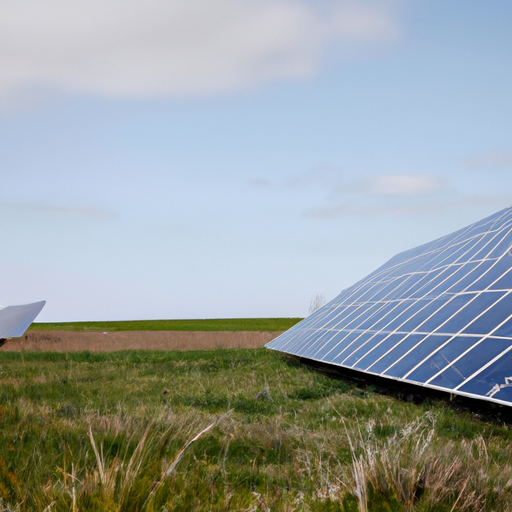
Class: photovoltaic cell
266,207,512,406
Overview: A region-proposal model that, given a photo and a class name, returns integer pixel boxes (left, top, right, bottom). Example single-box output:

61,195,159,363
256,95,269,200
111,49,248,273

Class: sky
1,0,511,322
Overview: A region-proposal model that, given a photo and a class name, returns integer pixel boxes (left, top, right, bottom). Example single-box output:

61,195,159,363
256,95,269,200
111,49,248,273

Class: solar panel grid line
333,286,412,328
336,240,455,303
297,307,355,351
359,257,449,296
279,324,327,354
417,235,488,271
313,214,512,369
281,328,317,353
382,330,498,339
301,327,347,359
419,243,512,327
308,301,387,347
351,249,457,299
470,225,512,264
318,300,419,362
423,292,512,386
337,247,496,368
337,302,382,326
387,261,466,300
304,278,406,344
487,267,512,292
489,223,512,257
368,231,487,281
336,301,431,361
381,234,470,272
314,305,406,361
390,300,497,379
450,260,503,293
470,219,512,254
364,233,491,300
381,210,511,277
332,306,429,366
442,233,508,288
335,273,408,309
306,306,378,353
490,208,512,231
382,312,481,378
309,299,399,360
280,304,348,353
470,208,510,239
446,288,511,297
400,288,512,380
321,267,465,366
365,259,477,295
362,237,512,372
390,224,512,326
298,309,336,337
411,265,473,299
356,275,417,305
290,302,340,335
453,344,512,392
342,250,462,314
437,218,512,268
472,233,508,262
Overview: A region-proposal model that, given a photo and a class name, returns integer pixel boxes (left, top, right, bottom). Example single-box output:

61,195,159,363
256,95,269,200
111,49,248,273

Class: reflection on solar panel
266,207,512,406
0,301,46,339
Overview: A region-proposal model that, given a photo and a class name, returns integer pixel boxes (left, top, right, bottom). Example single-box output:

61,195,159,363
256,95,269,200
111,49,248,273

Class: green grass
29,317,303,332
0,348,512,511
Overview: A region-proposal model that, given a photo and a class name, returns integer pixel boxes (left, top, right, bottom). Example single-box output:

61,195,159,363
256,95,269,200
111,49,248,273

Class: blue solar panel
266,207,512,406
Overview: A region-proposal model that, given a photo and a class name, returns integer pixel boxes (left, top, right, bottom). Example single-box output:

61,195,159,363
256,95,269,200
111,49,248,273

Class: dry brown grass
334,412,512,512
2,331,281,352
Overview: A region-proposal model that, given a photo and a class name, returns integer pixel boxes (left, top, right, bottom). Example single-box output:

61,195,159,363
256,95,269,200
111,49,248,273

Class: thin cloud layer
306,194,512,218
0,0,401,107
360,174,449,196
309,173,454,217
255,167,511,218
464,151,512,170
0,201,115,220
340,173,451,197
254,168,459,217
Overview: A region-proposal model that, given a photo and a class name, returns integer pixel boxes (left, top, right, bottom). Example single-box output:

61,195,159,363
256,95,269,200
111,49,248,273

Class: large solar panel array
266,207,512,406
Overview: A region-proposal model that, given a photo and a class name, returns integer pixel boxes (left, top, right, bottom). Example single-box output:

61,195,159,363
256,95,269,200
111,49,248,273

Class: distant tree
309,293,326,315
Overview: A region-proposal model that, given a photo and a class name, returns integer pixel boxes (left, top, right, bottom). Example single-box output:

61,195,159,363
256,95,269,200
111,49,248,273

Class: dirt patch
0,331,284,352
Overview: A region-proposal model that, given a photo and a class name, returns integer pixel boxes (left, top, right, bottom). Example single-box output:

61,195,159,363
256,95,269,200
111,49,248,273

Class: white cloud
0,0,401,107
352,174,451,196
260,167,511,219
463,151,512,170
0,201,115,220
305,194,512,218
283,163,346,189
253,167,455,217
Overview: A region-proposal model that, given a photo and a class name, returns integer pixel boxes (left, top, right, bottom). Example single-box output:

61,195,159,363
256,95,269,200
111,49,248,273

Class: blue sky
1,0,511,322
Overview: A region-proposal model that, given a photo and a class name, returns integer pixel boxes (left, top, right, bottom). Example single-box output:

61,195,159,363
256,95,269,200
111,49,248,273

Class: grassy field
29,318,303,332
1,348,512,511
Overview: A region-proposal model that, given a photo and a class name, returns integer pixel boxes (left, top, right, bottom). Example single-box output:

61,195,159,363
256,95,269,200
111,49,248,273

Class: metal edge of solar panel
266,206,512,407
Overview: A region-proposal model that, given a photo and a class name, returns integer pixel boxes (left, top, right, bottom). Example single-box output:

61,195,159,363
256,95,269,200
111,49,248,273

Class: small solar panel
0,301,46,339
266,207,512,406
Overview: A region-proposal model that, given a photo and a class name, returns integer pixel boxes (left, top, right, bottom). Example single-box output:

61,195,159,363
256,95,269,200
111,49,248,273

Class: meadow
1,346,512,511
29,318,303,332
